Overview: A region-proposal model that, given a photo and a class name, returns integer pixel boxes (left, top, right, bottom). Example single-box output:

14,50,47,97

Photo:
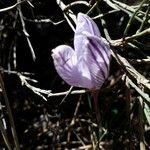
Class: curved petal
52,13,111,90
86,34,111,74
76,58,95,89
75,13,100,36
52,45,93,88
75,34,110,89
52,45,76,84
74,13,101,57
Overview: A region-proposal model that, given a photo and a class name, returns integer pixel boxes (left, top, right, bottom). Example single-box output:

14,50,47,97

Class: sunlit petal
52,13,111,90
52,45,93,88
74,13,101,58
75,13,100,36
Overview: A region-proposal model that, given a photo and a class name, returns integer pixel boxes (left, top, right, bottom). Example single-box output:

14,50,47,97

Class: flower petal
74,13,101,58
75,13,100,36
86,33,111,74
52,13,111,90
75,34,110,89
52,45,93,88
52,45,76,84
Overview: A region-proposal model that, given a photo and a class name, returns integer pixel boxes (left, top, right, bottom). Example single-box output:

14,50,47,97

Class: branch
17,0,36,61
0,0,29,13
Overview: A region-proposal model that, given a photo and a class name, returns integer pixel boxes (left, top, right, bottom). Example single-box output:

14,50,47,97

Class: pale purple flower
52,13,111,90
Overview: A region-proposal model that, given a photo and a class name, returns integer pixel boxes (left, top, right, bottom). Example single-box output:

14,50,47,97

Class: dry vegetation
0,0,150,149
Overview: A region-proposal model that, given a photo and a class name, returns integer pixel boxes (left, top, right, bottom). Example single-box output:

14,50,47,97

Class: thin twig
112,50,150,90
18,73,51,101
87,1,98,15
17,0,36,61
0,0,29,13
105,0,143,23
137,1,150,33
59,86,73,105
48,89,87,97
122,75,150,103
129,58,150,64
67,95,82,145
23,17,64,25
73,130,86,147
92,10,119,20
103,0,119,10
111,27,150,45
0,73,20,150
64,1,90,11
0,118,12,150
123,0,148,38
56,0,76,32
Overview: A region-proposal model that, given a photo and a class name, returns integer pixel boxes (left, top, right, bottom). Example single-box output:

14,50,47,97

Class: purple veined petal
87,40,110,89
74,13,101,58
75,34,110,89
52,45,76,84
75,13,101,37
52,45,76,67
76,33,110,75
52,45,94,88
52,12,111,90
86,34,111,72
76,58,95,89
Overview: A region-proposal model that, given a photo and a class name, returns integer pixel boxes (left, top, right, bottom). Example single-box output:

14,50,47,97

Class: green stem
125,27,150,41
92,91,101,124
0,73,20,150
111,28,150,46
137,1,150,33
109,0,143,22
96,3,111,41
123,0,148,38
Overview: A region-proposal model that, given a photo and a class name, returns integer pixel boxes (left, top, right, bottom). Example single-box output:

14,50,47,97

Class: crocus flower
52,13,111,90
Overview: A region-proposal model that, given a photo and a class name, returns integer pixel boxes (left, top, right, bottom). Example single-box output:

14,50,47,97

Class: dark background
0,0,149,149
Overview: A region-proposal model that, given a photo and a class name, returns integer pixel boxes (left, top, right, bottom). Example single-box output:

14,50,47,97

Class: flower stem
92,91,101,124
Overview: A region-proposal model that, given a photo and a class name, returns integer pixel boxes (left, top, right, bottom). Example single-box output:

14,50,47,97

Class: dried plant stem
111,0,143,23
64,1,90,11
89,125,96,149
123,0,148,38
137,1,150,33
138,96,146,150
56,0,76,32
0,0,28,13
73,130,86,147
0,73,20,150
59,86,73,105
96,4,111,41
92,10,119,20
1,69,86,99
112,50,150,90
111,27,150,45
0,119,12,150
123,75,150,126
103,0,119,10
123,75,150,103
66,95,82,146
17,0,36,61
49,90,87,97
92,91,100,123
129,58,150,64
87,1,98,15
